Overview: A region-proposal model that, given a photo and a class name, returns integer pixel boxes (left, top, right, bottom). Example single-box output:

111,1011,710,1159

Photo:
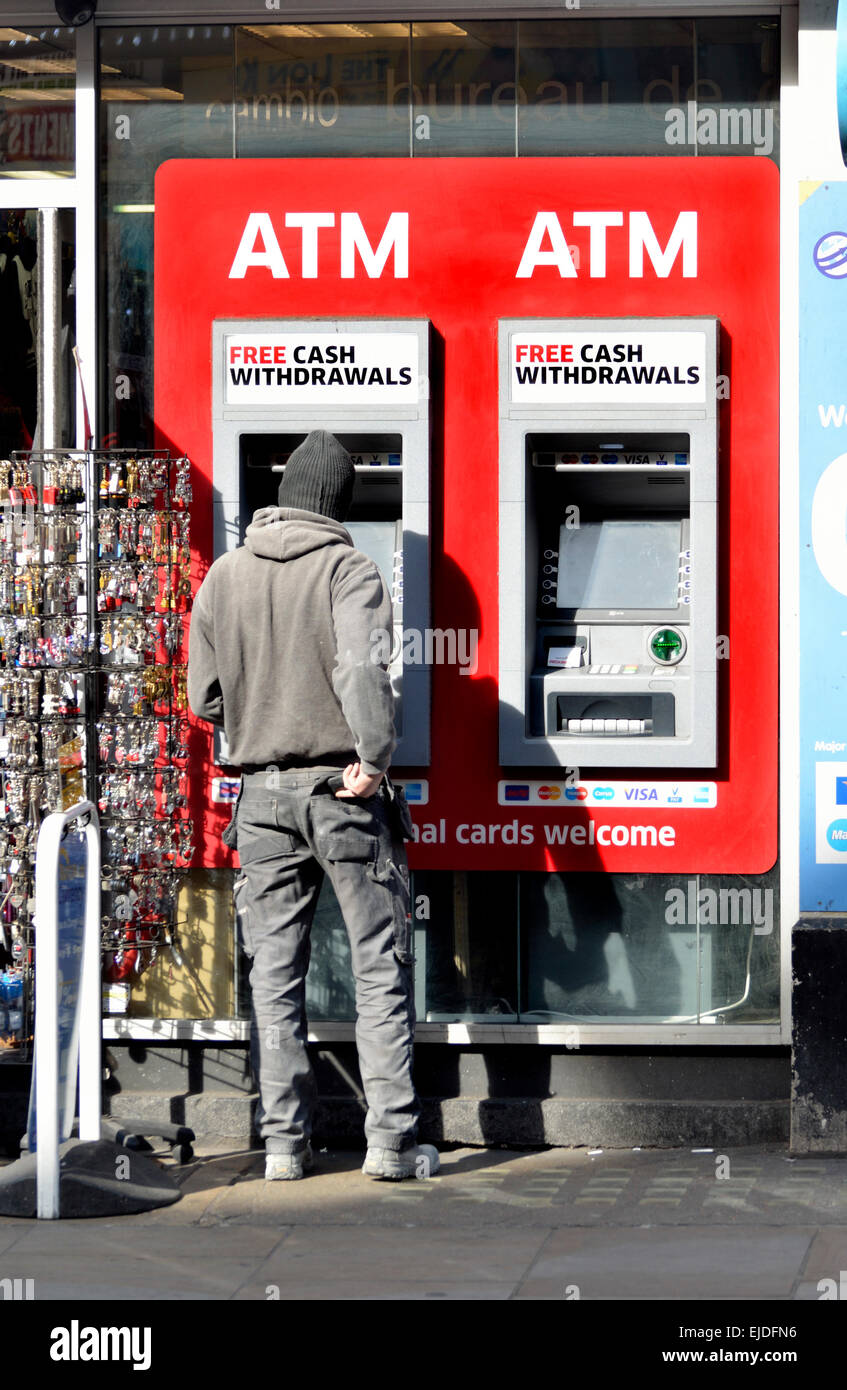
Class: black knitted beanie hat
277,430,355,522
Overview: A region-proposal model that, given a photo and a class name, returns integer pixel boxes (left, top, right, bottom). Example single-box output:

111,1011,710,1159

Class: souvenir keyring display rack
0,447,193,1057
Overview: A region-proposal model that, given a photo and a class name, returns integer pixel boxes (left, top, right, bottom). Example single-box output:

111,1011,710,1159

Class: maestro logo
592,786,614,801
826,819,847,851
537,785,562,801
813,232,847,279
564,785,589,802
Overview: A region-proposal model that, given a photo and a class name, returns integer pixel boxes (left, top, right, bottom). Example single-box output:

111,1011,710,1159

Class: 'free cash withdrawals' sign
224,332,420,406
509,330,707,404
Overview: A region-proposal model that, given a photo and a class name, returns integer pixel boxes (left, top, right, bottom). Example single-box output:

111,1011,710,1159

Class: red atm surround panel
154,157,779,874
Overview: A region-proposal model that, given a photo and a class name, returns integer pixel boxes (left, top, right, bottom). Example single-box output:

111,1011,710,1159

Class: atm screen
345,519,400,596
556,518,681,610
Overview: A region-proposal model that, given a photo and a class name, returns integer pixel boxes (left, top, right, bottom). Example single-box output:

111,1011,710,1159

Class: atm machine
499,318,718,769
211,318,431,766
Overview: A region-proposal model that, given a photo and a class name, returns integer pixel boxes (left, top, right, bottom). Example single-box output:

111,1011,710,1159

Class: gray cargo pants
231,768,420,1156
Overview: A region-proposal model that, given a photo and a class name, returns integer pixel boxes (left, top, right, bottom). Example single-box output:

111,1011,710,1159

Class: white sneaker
362,1143,440,1181
265,1145,314,1181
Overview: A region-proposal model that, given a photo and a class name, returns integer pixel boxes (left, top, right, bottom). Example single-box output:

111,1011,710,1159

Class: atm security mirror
211,318,431,767
499,319,718,769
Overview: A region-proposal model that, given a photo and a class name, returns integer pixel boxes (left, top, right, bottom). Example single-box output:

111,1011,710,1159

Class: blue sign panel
27,830,89,1150
838,0,847,166
800,181,847,908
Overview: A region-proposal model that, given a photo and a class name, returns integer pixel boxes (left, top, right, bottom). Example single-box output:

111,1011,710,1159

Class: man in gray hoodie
188,430,438,1182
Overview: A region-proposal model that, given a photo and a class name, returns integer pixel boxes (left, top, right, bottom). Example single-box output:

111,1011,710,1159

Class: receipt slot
499,318,718,769
211,318,430,765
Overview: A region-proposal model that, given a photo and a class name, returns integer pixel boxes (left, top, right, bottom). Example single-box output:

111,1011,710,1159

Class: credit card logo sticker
827,819,847,851
504,785,530,801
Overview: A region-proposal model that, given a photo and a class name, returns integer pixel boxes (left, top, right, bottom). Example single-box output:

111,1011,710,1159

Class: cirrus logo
593,787,614,801
827,819,847,851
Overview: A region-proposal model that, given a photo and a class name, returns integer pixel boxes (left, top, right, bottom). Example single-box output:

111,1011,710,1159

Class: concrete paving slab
232,1278,519,1301
5,1221,286,1262
793,1281,831,1300
513,1227,815,1300
794,1228,847,1282
250,1224,547,1291
0,1250,280,1301
0,1223,37,1257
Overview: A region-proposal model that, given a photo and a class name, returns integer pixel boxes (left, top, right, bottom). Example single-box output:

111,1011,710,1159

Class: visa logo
624,788,658,801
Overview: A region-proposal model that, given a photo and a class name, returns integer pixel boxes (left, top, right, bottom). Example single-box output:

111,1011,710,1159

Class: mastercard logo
537,785,562,801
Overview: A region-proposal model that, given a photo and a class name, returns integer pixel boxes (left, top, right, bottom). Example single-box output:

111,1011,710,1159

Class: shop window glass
0,208,75,453
234,874,357,1022
234,23,410,157
519,19,695,157
694,17,780,161
237,863,780,1027
0,26,75,179
520,869,779,1023
305,880,357,1022
410,21,516,157
100,25,233,448
697,866,780,1023
414,871,519,1020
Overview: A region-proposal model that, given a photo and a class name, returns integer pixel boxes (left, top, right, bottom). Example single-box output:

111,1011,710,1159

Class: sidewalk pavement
0,1142,846,1301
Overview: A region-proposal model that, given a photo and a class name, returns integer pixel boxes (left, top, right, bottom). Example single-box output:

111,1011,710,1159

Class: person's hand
334,763,384,798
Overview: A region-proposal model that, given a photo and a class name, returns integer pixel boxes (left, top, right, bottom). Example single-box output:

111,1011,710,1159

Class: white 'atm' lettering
516,210,698,279
228,211,409,279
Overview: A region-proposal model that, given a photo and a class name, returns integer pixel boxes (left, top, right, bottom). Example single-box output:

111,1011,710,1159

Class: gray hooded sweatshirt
187,506,395,774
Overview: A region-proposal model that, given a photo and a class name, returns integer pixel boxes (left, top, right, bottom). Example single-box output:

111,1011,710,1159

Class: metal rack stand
0,448,193,1057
